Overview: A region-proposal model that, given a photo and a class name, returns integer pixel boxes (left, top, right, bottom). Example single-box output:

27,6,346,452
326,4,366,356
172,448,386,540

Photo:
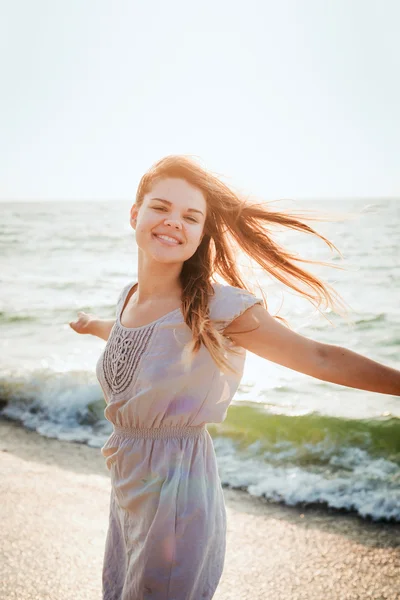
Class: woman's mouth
152,233,182,246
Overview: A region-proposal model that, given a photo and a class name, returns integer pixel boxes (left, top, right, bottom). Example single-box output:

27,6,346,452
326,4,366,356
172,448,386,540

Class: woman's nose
164,219,182,229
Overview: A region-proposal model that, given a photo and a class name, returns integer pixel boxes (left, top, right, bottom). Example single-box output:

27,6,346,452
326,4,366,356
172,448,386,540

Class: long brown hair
135,155,351,374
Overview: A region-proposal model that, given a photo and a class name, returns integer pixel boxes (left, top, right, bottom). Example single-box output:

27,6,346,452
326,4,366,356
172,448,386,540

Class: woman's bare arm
311,344,400,396
69,312,116,341
224,304,400,396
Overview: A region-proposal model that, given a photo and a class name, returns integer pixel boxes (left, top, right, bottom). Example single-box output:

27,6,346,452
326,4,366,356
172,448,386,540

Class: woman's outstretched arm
310,344,400,395
69,312,116,341
224,304,400,397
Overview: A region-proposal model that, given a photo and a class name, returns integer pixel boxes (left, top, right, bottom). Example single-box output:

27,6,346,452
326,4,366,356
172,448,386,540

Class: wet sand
1,417,399,600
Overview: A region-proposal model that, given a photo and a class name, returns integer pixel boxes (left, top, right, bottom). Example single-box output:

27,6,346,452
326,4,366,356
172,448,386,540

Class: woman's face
130,178,207,263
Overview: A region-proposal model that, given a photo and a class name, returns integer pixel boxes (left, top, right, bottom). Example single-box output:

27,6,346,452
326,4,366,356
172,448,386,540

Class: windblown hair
135,155,350,375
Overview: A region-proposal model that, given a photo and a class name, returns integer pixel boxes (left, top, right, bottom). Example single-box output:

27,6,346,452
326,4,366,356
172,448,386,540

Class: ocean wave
1,368,399,522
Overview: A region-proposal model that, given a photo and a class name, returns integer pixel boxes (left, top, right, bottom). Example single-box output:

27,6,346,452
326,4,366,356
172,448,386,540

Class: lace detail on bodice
102,322,157,396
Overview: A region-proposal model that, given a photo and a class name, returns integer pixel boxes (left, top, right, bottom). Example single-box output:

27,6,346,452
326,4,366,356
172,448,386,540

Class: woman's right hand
69,311,97,335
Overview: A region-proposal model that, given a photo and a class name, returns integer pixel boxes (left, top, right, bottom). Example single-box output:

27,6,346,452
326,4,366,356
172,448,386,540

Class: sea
1,198,399,522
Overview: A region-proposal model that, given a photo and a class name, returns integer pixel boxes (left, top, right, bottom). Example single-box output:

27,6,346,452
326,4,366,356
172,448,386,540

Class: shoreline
1,417,399,599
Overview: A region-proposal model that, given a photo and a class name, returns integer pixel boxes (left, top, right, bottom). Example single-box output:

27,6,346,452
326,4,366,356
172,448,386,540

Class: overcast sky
1,0,399,201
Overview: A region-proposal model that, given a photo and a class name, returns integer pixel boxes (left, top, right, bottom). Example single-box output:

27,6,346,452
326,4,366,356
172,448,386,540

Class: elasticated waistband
112,424,206,439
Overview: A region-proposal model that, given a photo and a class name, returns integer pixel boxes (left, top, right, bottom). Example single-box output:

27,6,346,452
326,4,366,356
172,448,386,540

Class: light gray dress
96,280,263,600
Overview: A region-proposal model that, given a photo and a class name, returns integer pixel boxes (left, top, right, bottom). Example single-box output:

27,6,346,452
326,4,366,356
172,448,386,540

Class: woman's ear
130,205,138,229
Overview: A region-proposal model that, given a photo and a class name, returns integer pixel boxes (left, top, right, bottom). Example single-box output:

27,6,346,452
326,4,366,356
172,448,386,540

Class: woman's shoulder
208,281,263,329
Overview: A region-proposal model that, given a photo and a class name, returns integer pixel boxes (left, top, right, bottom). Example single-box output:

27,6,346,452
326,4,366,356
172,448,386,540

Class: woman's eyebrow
151,197,204,217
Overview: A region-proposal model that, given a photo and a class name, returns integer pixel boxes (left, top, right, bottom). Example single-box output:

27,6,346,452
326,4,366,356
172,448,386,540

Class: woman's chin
144,248,186,264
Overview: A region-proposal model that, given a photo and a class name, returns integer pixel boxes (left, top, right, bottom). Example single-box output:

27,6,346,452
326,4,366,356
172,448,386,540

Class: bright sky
1,0,399,201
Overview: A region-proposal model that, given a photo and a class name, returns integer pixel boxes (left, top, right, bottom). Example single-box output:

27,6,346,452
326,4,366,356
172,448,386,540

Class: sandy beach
1,418,399,600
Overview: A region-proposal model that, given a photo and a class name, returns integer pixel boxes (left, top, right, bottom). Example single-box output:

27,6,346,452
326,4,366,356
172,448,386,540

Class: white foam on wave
213,437,400,522
0,367,112,445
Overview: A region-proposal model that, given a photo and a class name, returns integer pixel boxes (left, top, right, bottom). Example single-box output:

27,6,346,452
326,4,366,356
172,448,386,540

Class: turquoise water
1,198,399,521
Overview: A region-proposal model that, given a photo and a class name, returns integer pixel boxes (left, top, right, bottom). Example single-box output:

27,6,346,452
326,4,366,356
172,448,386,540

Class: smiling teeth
156,235,180,244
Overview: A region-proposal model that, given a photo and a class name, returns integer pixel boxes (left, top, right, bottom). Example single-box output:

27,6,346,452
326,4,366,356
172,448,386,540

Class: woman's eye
152,207,197,223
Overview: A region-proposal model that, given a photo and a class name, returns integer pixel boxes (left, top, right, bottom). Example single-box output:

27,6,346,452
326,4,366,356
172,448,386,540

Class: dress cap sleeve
210,282,264,331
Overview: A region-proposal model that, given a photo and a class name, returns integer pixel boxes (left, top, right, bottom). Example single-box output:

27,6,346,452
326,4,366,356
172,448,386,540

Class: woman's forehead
146,178,207,211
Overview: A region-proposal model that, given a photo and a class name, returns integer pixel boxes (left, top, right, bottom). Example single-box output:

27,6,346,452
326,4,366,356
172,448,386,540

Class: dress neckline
116,281,182,331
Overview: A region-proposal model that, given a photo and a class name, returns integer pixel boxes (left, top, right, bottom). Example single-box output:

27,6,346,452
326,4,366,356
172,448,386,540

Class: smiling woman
128,156,351,376
69,154,400,600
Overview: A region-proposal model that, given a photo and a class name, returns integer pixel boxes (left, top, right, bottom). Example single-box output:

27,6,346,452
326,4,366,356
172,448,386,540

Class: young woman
70,155,400,600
